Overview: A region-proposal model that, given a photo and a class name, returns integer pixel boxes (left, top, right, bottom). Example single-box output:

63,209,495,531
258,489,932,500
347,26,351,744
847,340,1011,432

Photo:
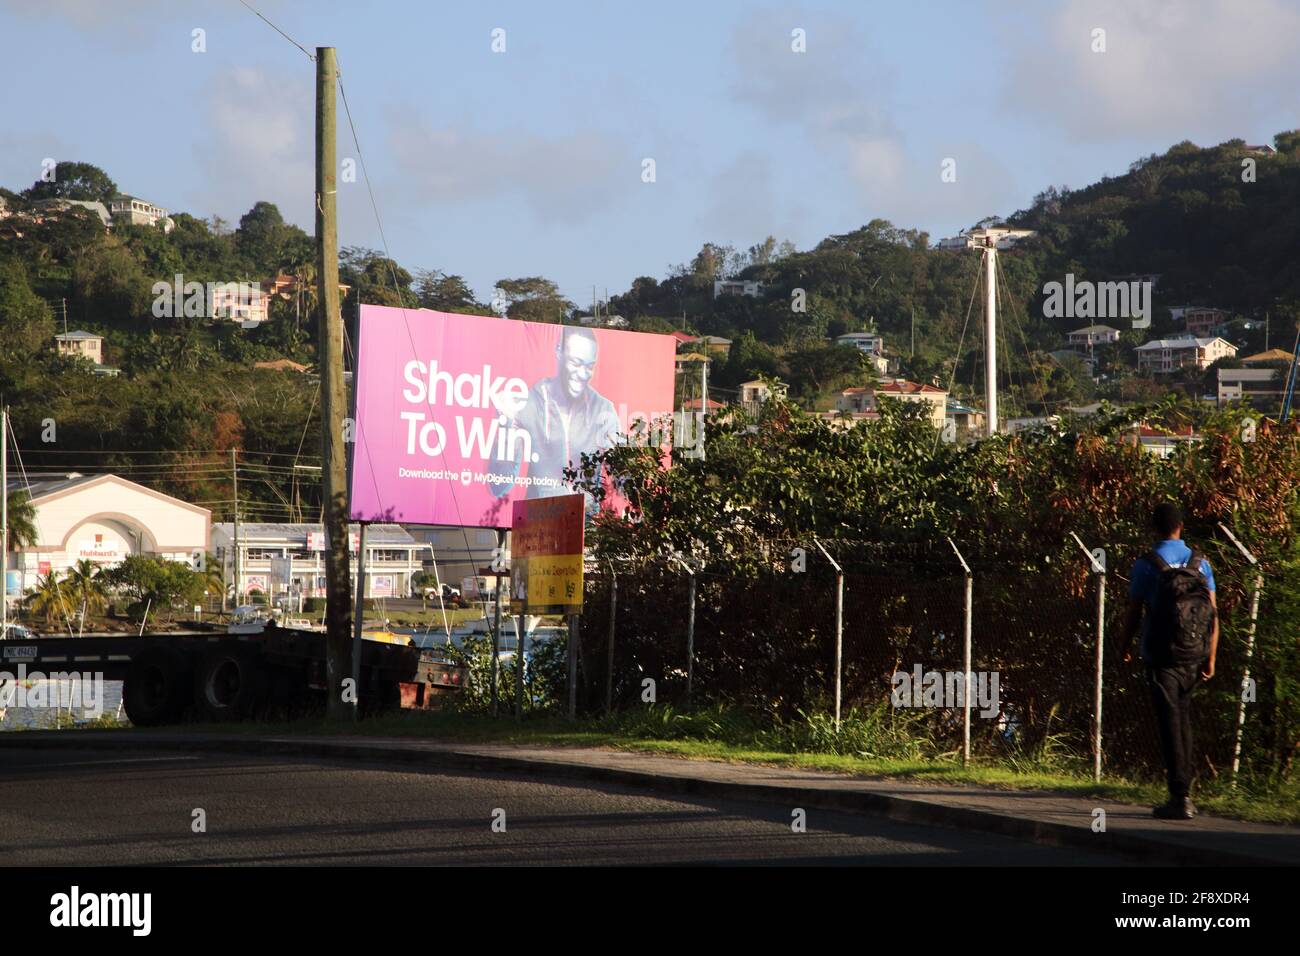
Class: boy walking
1119,503,1218,819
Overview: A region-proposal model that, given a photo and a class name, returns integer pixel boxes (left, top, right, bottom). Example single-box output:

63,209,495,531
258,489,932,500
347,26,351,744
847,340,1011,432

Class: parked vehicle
1,622,34,641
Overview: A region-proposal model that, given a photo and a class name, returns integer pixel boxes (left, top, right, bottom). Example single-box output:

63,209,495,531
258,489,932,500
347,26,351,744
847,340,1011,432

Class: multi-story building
1167,306,1231,337
834,379,948,429
1217,367,1286,411
1135,337,1237,374
738,379,786,415
54,330,104,364
834,331,884,354
208,282,269,323
712,279,763,298
4,473,209,604
1066,324,1120,348
108,194,174,233
210,523,431,602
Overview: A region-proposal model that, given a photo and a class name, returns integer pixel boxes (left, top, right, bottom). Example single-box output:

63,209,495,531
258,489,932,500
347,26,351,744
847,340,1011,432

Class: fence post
813,539,844,732
1219,522,1262,787
566,612,578,720
605,562,617,714
1070,532,1106,783
670,554,697,704
947,538,973,767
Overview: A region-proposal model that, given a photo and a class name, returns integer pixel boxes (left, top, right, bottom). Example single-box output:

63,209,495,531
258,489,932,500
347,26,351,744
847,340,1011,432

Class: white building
210,523,431,602
109,194,174,233
1066,324,1120,348
54,330,104,364
1135,337,1237,373
4,473,210,602
835,331,884,354
713,279,764,298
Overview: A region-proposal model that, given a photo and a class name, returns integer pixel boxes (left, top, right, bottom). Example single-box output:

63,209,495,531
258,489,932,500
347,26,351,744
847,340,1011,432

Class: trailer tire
122,646,193,727
194,646,267,721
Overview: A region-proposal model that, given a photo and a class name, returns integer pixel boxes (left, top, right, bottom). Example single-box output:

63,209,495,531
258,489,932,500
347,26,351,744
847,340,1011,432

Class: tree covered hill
0,133,1297,516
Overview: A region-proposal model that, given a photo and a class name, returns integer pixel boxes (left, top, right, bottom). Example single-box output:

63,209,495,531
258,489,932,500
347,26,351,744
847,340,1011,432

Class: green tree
414,269,481,313
0,261,55,357
23,161,117,203
494,276,572,323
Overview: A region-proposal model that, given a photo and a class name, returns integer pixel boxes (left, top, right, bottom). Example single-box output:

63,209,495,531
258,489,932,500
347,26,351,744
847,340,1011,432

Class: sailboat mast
984,240,998,437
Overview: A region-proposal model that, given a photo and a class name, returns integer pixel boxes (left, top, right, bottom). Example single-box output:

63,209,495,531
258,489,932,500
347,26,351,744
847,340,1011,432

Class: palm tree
63,559,106,633
27,572,70,627
199,553,225,610
5,490,37,552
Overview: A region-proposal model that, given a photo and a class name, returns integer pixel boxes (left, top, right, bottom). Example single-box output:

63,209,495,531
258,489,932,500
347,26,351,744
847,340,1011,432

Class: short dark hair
559,326,598,352
1152,502,1183,536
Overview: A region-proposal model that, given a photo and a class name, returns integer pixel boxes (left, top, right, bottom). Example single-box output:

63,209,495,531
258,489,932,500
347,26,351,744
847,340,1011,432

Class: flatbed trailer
0,625,466,726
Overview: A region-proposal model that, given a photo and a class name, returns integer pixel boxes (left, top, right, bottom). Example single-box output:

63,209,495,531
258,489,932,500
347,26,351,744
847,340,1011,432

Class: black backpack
1147,549,1215,665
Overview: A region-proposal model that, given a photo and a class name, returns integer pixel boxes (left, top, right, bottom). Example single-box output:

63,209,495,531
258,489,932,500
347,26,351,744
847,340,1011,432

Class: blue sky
2,0,1298,306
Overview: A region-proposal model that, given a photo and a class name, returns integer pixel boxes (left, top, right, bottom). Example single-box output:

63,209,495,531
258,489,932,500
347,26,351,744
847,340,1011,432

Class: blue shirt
1129,539,1215,663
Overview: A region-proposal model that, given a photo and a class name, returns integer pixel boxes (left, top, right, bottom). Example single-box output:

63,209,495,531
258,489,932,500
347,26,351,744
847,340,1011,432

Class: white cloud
1003,0,1300,142
728,8,916,208
386,116,627,224
188,66,315,229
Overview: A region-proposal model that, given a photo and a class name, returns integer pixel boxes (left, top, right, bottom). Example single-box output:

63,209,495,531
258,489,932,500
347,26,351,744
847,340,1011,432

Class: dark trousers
1146,663,1200,800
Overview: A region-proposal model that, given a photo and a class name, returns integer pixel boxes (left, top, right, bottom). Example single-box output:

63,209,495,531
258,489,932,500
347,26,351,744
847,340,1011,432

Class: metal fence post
605,562,617,714
947,538,973,767
813,539,844,732
1070,532,1106,782
686,571,696,703
1219,523,1262,787
670,554,697,704
566,612,578,720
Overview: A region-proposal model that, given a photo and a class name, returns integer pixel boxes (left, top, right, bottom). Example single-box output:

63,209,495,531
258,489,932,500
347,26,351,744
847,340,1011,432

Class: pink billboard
349,305,676,528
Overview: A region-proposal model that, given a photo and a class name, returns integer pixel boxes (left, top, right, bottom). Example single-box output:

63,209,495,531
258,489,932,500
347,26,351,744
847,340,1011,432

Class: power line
335,61,479,568
235,0,316,62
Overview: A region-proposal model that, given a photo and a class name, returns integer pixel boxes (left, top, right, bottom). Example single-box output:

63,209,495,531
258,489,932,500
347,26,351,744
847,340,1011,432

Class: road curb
3,732,1286,866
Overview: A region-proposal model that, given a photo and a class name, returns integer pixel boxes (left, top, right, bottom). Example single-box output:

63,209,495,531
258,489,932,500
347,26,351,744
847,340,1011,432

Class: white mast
956,227,1036,438
983,239,998,437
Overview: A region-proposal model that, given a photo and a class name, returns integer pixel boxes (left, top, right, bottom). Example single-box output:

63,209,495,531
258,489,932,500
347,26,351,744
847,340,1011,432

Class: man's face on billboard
558,334,597,400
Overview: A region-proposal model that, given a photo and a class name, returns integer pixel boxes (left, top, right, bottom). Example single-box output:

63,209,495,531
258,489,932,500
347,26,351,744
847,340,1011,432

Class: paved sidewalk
5,730,1297,866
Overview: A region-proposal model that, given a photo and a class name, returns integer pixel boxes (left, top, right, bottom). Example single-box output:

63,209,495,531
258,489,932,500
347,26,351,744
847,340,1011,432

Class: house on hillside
712,279,763,298
835,379,947,428
1217,367,1286,411
54,330,103,365
738,379,785,414
834,331,883,354
1241,348,1292,367
946,399,985,439
1066,324,1120,348
1135,336,1236,373
108,194,173,233
1166,306,1231,337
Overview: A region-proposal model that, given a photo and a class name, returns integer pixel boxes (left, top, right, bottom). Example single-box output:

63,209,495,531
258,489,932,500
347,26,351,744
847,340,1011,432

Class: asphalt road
0,748,1125,865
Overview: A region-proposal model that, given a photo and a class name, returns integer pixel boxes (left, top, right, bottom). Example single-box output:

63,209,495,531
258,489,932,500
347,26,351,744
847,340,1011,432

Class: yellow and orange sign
510,494,584,614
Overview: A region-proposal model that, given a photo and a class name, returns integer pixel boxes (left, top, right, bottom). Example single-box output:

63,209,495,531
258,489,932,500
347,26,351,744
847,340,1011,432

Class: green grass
80,705,1300,827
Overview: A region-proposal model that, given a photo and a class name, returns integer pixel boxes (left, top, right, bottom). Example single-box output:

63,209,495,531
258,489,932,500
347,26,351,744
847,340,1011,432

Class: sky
2,0,1298,307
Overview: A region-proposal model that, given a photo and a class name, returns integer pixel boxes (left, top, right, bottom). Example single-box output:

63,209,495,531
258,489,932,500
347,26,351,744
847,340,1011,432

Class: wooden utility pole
316,46,352,720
